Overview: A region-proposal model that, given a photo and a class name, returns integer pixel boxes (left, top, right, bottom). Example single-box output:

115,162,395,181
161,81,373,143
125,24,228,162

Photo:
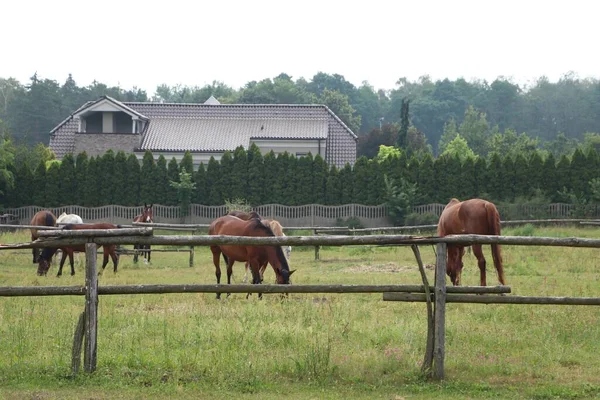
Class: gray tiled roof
49,98,358,166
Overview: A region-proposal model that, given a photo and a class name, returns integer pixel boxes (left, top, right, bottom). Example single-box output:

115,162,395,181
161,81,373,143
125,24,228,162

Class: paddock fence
4,203,600,229
1,230,599,380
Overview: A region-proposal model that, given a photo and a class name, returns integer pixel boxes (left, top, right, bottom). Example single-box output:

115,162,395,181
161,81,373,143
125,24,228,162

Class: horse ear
150,204,153,208
289,269,296,276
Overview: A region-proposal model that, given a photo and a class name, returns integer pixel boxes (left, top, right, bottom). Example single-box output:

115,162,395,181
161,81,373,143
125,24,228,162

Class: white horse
56,213,84,266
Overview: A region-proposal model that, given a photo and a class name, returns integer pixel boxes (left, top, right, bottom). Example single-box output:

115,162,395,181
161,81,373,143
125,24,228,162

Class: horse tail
486,202,505,285
45,211,56,227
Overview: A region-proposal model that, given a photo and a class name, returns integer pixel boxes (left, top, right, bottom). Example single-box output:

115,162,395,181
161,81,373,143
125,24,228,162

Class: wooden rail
1,230,600,381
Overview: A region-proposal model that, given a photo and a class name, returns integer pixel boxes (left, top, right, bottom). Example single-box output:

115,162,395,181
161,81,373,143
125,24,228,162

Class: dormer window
73,96,148,134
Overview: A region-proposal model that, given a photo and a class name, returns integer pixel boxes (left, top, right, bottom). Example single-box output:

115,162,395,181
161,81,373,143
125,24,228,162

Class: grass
0,226,599,399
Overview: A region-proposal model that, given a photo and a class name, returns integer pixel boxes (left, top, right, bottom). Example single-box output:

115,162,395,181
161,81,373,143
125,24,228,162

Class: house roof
49,97,358,164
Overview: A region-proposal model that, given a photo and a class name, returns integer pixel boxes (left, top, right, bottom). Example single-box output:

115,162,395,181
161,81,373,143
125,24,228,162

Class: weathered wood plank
71,311,85,376
38,227,152,237
412,244,434,373
433,242,447,380
0,284,511,297
383,293,600,305
84,243,98,373
0,286,85,296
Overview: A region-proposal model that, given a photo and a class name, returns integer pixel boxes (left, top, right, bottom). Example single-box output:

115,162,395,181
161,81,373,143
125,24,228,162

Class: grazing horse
133,204,153,264
244,219,292,283
37,223,122,276
209,215,295,299
437,198,506,287
225,211,292,282
30,210,57,264
56,212,84,266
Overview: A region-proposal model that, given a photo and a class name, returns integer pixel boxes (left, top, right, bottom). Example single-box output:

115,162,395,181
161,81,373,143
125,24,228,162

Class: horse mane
264,220,284,236
250,218,275,236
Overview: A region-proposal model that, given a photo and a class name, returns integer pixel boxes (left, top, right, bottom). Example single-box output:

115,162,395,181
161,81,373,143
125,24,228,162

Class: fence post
84,242,98,373
189,229,195,267
433,242,447,380
313,229,320,260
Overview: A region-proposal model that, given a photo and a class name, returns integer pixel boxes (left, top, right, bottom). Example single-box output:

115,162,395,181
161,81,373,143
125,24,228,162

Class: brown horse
133,204,153,263
37,223,122,276
244,219,292,283
30,210,57,264
437,198,506,287
209,215,295,299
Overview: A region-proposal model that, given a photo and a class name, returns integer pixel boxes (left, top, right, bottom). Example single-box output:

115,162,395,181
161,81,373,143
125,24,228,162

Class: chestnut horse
37,223,122,276
133,204,153,264
30,210,57,264
437,198,506,287
225,211,292,282
209,215,294,299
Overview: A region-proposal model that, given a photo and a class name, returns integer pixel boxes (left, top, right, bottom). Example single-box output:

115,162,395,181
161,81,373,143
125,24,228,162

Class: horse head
142,204,154,223
446,246,465,286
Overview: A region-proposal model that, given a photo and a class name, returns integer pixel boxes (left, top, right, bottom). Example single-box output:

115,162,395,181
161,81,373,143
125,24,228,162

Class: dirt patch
343,262,435,273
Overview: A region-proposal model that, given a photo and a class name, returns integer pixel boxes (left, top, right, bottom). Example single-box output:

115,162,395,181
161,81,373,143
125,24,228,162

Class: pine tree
417,154,436,204
295,153,313,204
352,156,370,204
32,160,47,206
486,152,503,201
99,150,115,204
152,156,168,205
528,151,545,194
396,98,410,149
193,163,207,205
166,157,179,205
513,154,530,199
75,152,89,205
263,151,281,203
230,146,249,200
339,163,354,204
83,157,98,206
312,154,328,204
45,163,61,207
112,151,128,205
206,157,223,205
325,165,341,205
13,163,34,206
58,154,76,206
180,151,194,176
541,153,558,201
125,153,141,206
247,145,265,205
140,151,156,204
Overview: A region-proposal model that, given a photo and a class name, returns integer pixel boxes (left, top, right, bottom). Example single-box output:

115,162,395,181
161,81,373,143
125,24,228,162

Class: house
49,95,358,168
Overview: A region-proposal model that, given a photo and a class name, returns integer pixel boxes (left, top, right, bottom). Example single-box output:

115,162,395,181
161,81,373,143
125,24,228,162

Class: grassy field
0,225,599,399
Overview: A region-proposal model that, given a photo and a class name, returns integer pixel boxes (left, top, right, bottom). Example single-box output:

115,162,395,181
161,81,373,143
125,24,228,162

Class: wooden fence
1,229,600,380
4,203,600,229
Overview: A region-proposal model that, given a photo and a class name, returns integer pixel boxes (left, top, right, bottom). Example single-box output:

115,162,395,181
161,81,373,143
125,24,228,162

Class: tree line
2,144,599,223
2,71,600,159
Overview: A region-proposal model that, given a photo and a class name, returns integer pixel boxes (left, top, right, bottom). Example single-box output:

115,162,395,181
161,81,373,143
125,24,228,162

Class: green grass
0,226,599,399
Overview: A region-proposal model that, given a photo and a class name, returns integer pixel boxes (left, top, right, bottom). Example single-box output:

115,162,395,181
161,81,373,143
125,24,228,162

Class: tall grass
0,226,599,399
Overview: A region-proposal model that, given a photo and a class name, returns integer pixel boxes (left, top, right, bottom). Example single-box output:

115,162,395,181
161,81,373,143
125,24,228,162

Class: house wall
250,139,326,159
74,133,141,158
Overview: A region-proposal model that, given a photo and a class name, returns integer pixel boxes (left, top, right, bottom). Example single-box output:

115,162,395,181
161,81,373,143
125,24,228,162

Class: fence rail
4,203,600,229
1,230,600,380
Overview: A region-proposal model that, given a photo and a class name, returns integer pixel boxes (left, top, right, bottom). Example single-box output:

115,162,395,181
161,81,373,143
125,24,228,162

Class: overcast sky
2,0,598,94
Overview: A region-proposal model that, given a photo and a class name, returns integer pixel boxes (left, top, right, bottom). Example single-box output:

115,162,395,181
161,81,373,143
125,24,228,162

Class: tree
0,136,15,198
396,98,410,149
140,151,156,204
383,174,418,226
458,105,490,156
319,88,361,134
169,168,196,220
166,157,179,205
439,135,477,164
124,153,140,206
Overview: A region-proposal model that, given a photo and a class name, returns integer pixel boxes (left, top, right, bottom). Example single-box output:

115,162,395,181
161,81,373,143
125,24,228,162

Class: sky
2,0,598,95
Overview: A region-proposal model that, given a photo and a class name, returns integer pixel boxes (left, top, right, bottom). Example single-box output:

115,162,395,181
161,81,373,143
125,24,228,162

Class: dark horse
37,223,122,276
437,198,506,287
208,215,295,299
133,204,153,263
30,210,57,264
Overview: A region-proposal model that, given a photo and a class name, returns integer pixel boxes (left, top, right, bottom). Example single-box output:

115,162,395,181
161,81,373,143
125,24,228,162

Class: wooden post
411,245,434,373
433,242,447,380
71,310,86,376
189,229,195,267
313,229,320,260
84,243,98,373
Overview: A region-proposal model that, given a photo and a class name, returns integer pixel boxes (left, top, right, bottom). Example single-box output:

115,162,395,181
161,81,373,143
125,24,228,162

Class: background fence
3,203,600,228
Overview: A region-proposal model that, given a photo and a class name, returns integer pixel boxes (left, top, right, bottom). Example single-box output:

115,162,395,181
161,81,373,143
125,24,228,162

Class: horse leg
249,261,263,300
243,262,249,283
69,251,76,276
226,258,235,298
147,245,151,263
472,244,487,287
211,246,222,299
57,250,68,277
110,247,119,273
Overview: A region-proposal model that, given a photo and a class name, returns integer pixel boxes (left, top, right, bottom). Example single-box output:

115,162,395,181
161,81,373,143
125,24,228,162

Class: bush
404,212,439,226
